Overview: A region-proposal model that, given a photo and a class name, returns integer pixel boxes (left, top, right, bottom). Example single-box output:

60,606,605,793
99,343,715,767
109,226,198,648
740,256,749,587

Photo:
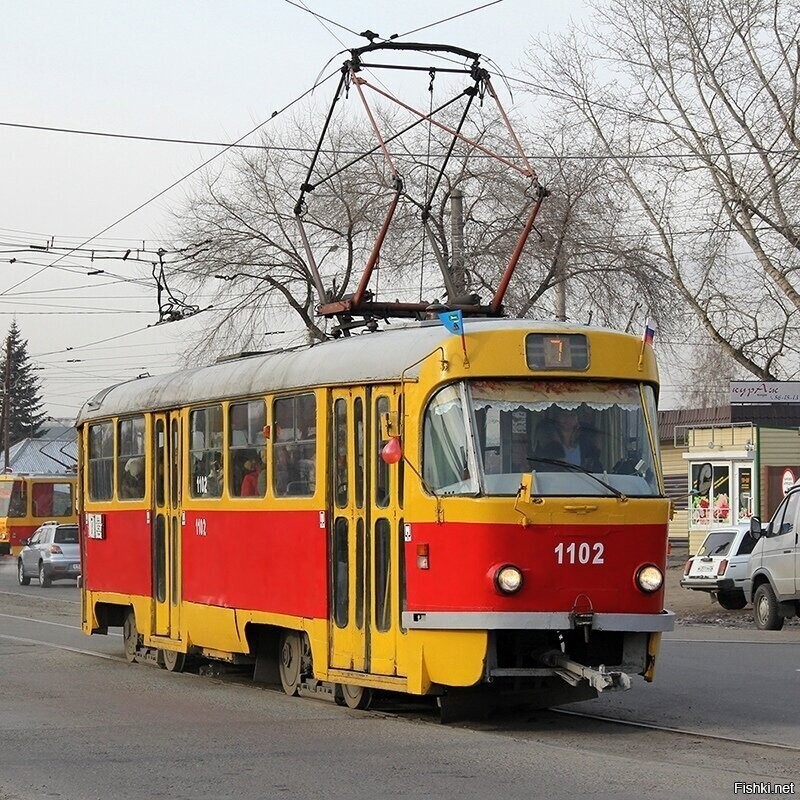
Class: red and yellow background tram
78,319,673,713
0,473,76,556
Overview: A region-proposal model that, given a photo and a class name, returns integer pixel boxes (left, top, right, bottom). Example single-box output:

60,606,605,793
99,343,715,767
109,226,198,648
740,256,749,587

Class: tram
0,473,77,556
77,318,673,715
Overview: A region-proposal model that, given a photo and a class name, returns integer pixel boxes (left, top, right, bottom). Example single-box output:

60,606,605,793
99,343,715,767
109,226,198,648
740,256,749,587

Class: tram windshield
0,480,28,517
423,380,659,497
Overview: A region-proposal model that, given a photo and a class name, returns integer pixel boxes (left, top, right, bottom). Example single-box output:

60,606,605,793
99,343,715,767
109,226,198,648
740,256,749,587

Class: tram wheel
278,631,303,696
162,648,187,673
123,609,139,663
338,683,373,710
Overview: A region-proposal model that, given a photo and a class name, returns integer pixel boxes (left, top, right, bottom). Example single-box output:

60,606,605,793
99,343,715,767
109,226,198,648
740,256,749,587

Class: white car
680,523,755,610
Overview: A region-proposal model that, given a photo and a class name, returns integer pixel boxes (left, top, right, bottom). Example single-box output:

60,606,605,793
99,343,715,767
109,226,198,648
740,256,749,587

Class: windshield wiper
526,457,627,500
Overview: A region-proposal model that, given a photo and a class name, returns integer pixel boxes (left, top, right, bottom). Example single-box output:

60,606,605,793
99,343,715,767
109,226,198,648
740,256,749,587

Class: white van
744,483,800,631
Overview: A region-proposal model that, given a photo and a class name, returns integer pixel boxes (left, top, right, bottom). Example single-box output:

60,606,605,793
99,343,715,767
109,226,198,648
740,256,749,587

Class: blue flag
438,310,464,335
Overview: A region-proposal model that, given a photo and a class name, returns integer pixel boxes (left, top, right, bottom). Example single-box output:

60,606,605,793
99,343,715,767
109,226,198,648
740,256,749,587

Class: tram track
1,621,797,756
550,707,800,752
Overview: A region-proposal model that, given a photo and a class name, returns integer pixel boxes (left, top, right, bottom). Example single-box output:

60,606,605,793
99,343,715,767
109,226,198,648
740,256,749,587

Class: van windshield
422,380,659,497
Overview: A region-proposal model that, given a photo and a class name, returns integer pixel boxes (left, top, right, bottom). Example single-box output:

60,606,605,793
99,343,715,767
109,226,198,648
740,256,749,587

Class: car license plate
72,563,80,570
696,563,714,573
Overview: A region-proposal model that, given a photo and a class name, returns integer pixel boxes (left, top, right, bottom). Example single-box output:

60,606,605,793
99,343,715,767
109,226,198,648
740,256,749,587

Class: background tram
0,473,76,556
77,319,673,714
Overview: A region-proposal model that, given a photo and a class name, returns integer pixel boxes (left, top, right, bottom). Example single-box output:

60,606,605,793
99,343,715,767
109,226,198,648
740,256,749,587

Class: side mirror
749,517,762,539
20,538,29,546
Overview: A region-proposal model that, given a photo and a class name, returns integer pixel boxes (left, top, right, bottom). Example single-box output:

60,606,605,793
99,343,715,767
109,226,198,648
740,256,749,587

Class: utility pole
554,250,567,322
3,335,10,471
450,189,466,299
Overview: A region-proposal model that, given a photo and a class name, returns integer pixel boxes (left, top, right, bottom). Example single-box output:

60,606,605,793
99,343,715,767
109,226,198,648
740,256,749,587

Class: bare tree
169,82,676,355
523,0,800,379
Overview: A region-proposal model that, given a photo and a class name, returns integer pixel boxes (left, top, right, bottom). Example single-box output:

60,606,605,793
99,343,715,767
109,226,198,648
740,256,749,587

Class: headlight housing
494,564,524,594
635,564,663,594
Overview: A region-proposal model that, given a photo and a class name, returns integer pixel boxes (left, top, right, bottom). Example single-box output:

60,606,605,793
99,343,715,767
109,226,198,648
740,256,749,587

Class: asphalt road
0,557,798,800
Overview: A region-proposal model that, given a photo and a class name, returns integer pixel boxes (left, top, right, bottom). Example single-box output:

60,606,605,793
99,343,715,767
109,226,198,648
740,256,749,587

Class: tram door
152,413,182,639
329,387,401,676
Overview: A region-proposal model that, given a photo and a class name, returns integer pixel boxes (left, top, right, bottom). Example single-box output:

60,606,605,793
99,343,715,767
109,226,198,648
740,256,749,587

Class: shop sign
730,381,800,403
782,468,795,494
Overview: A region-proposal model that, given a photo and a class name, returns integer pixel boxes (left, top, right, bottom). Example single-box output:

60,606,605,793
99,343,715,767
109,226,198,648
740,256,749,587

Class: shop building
659,404,800,553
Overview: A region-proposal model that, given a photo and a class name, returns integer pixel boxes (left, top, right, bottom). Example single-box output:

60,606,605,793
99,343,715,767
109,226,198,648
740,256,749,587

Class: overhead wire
1,66,340,296
392,0,504,39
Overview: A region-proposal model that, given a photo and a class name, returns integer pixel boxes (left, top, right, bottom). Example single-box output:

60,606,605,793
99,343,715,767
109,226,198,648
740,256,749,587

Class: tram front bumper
401,610,675,632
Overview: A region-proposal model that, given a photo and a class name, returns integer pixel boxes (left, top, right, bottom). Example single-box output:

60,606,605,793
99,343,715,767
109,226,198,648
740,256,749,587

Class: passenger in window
206,454,223,497
240,457,262,496
121,457,145,499
535,407,582,465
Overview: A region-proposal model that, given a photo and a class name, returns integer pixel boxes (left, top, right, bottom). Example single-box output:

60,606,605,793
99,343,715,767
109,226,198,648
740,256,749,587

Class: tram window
229,400,266,498
355,519,364,630
375,518,392,633
333,398,348,508
117,416,146,501
88,422,114,501
375,397,390,508
189,406,223,498
171,517,179,605
170,419,180,507
155,420,166,508
273,394,316,497
155,515,166,603
333,517,349,628
32,482,74,518
354,397,364,509
0,480,28,518
398,517,407,633
422,384,478,496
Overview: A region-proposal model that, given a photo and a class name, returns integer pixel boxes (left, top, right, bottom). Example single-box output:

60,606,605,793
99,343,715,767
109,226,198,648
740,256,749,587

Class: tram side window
32,482,74,517
375,397,390,508
88,422,114,501
190,406,223,498
422,385,478,496
117,416,146,500
229,400,266,498
273,394,316,497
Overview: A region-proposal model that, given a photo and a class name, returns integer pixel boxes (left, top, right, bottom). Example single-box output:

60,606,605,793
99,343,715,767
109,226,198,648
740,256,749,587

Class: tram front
400,326,673,709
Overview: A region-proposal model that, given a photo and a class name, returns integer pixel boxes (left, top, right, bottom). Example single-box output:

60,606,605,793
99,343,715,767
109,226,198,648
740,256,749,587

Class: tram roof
76,318,635,423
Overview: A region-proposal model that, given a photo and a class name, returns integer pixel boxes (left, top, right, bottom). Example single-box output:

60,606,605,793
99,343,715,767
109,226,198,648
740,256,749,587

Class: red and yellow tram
0,473,76,556
78,319,673,713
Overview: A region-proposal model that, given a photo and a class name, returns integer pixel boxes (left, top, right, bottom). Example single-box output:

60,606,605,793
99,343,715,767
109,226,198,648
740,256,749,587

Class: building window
690,462,731,527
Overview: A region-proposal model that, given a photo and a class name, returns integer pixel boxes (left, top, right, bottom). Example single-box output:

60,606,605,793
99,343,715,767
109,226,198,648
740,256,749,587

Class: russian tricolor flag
642,319,656,346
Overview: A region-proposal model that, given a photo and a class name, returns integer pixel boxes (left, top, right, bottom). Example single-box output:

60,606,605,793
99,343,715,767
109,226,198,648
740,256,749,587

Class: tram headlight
494,564,524,595
635,564,663,594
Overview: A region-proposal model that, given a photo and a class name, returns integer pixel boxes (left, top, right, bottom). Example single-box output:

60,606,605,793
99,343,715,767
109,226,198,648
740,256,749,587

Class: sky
2,0,599,419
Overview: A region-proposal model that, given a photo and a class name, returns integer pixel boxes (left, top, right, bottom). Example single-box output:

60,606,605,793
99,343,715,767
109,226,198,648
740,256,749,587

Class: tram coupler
540,651,631,693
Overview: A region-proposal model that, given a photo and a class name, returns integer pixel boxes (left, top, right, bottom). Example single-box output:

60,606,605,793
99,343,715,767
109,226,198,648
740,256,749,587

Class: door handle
563,504,598,514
